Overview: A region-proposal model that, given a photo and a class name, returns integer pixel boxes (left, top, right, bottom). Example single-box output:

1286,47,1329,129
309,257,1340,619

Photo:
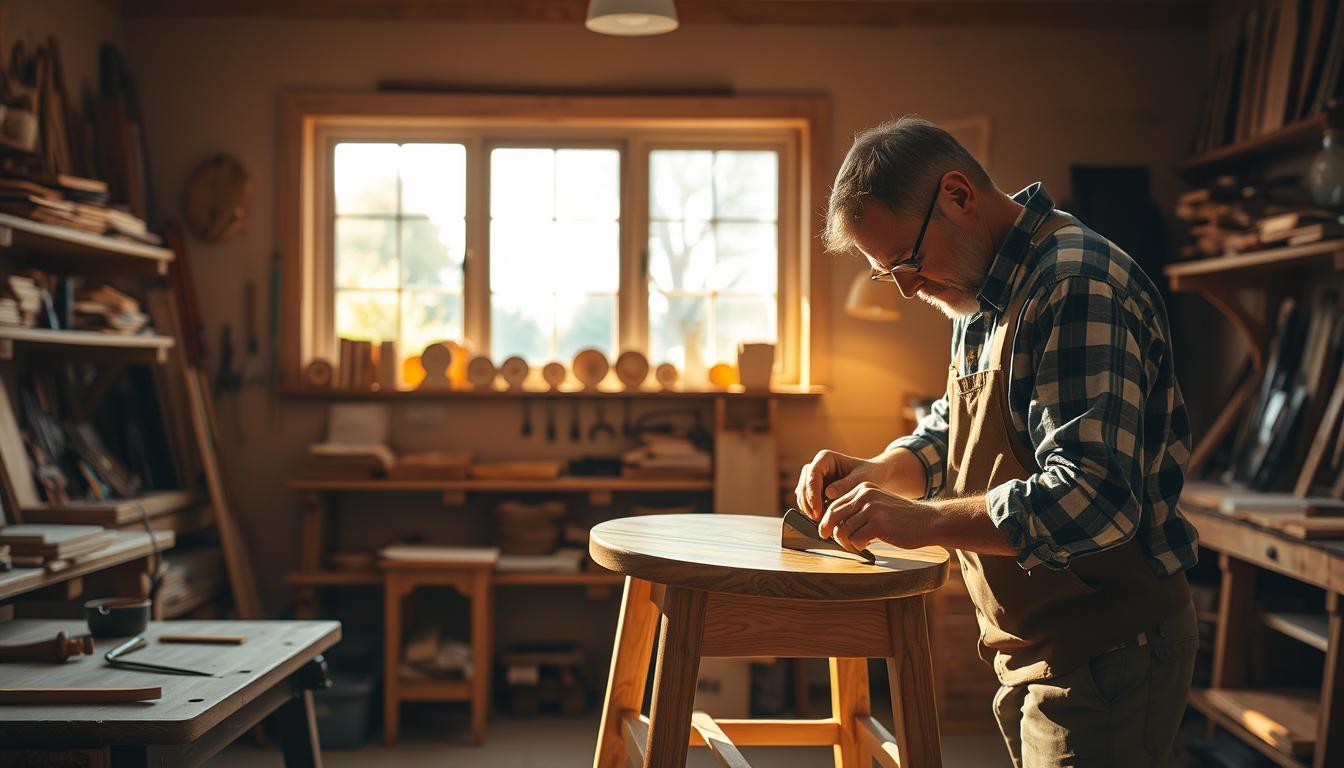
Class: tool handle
158,634,247,645
0,632,92,663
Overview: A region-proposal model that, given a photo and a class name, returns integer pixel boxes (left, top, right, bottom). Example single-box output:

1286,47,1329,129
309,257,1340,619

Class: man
796,116,1199,767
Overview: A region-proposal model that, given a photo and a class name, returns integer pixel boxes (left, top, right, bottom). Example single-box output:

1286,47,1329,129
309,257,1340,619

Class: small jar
1309,129,1344,210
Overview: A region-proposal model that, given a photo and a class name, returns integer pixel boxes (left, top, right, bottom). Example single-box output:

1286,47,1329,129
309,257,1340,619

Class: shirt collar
976,182,1055,314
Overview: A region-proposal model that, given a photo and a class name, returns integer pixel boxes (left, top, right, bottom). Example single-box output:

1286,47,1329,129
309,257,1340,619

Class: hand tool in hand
104,635,212,676
780,508,876,563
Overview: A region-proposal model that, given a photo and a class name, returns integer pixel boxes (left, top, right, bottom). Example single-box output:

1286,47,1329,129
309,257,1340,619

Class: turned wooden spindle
0,631,95,663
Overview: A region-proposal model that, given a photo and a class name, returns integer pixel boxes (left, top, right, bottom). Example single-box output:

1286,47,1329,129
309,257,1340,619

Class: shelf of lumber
1188,688,1310,768
276,383,825,400
287,476,713,493
0,212,173,274
1165,240,1344,289
19,490,201,526
1174,109,1344,181
0,530,174,602
0,327,175,362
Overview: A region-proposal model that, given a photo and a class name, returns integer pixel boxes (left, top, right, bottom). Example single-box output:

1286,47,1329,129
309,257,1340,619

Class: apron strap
986,212,1073,371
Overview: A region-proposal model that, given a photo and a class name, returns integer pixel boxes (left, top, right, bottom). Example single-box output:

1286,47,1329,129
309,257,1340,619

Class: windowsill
273,383,826,400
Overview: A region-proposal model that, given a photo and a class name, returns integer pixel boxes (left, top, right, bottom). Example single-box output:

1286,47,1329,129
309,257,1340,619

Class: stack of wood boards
1182,482,1344,539
0,523,114,570
0,175,158,244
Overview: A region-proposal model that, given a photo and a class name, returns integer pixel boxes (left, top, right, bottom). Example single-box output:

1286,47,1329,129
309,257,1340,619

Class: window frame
279,91,830,389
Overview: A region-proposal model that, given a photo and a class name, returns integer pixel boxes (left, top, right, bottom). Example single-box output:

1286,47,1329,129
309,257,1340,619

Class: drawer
1185,507,1332,589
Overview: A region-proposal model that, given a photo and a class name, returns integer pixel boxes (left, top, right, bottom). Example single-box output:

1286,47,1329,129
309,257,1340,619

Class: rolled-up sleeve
889,393,950,500
987,276,1147,571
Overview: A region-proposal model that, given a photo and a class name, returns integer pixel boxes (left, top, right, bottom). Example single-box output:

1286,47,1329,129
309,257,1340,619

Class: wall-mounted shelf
1174,108,1344,182
0,212,173,275
287,477,713,493
20,490,202,526
1261,611,1329,653
276,383,825,400
0,530,174,602
286,569,623,588
1165,239,1344,289
0,327,175,362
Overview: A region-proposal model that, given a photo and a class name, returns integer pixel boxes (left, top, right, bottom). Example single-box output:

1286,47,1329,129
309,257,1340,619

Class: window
489,147,621,363
283,93,825,389
333,142,467,356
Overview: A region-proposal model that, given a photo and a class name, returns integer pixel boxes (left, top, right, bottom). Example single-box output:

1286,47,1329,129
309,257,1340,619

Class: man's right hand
794,450,895,523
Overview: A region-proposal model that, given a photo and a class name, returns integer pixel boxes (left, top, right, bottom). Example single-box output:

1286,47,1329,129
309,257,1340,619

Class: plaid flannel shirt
890,183,1198,576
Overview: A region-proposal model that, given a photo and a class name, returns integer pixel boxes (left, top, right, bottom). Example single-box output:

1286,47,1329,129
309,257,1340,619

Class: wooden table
589,514,949,768
1182,498,1344,768
0,619,340,767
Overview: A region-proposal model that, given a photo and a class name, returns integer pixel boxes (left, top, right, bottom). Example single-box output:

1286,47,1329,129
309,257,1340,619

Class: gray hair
823,116,993,254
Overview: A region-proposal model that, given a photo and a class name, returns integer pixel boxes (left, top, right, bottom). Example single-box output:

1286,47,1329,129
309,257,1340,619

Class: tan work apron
944,214,1190,687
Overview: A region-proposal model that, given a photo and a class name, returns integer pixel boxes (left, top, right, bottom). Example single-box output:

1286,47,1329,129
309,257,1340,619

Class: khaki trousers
992,601,1199,768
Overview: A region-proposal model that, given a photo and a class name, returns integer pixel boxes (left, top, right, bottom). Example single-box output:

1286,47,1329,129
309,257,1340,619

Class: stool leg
644,586,707,768
471,569,491,745
595,577,661,768
886,595,942,767
829,657,871,768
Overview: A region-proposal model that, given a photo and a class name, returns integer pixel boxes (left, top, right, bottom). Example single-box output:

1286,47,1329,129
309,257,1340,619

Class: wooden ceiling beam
118,1,1207,29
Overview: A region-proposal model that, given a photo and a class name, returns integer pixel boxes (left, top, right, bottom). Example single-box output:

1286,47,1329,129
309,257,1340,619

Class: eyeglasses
869,184,939,283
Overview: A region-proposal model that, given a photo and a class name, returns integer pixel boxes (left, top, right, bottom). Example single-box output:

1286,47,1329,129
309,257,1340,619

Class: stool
589,514,949,768
381,556,494,746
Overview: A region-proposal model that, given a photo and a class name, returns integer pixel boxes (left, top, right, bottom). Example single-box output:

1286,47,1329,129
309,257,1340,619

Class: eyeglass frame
868,184,939,283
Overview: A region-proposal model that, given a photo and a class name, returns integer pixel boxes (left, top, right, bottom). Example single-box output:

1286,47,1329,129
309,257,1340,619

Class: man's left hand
819,482,937,553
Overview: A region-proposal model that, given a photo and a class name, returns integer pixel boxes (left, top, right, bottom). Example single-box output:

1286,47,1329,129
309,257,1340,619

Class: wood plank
1262,611,1329,652
0,687,161,703
1205,688,1318,758
0,619,340,747
701,593,891,658
20,491,201,526
589,514,948,602
1188,688,1307,768
0,530,172,602
690,711,752,768
0,327,174,353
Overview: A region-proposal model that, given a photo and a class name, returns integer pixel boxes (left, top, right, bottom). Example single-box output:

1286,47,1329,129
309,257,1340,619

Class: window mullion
465,136,490,355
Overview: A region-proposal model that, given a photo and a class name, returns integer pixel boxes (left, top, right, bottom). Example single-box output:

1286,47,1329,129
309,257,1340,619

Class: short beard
916,220,988,319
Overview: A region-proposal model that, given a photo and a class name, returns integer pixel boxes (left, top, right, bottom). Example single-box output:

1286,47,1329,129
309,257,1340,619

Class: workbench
1181,494,1344,768
0,619,340,767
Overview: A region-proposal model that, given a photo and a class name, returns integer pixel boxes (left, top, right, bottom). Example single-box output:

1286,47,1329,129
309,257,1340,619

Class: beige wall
8,3,1212,615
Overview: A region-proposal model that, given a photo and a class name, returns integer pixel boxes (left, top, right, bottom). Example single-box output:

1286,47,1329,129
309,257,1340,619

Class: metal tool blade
780,508,876,563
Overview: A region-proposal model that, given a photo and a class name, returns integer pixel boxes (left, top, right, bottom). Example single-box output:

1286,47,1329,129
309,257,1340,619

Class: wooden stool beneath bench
589,514,950,768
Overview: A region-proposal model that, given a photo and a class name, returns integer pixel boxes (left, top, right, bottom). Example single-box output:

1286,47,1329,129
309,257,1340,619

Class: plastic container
312,671,375,749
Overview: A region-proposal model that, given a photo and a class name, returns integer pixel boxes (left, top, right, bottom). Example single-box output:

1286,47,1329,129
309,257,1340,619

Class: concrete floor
209,712,1012,767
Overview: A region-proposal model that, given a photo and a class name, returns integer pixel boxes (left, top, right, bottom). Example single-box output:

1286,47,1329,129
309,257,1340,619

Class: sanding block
780,507,876,563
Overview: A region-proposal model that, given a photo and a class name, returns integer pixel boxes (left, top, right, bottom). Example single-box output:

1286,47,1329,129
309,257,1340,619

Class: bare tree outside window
648,150,779,381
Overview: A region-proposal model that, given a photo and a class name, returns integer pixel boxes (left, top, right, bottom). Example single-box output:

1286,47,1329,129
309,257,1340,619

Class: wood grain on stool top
589,514,948,601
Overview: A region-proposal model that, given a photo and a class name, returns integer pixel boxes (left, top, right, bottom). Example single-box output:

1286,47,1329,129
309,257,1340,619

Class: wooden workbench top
0,619,340,747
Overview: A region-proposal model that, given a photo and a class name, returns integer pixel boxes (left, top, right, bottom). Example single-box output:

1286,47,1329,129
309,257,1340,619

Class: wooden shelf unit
0,326,175,361
287,476,713,493
1188,688,1309,768
0,530,173,602
288,569,621,588
1164,239,1344,289
0,211,173,274
276,383,825,400
1174,108,1344,181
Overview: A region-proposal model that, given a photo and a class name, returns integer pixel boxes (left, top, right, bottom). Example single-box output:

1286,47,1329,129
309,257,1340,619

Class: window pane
490,220,558,292
402,290,462,357
492,292,552,364
400,143,466,218
650,150,713,221
556,295,616,362
402,218,464,289
556,149,620,221
556,221,620,293
336,290,397,342
335,218,397,289
648,220,713,293
335,143,398,214
648,292,708,369
714,151,779,221
713,222,776,293
491,148,555,220
713,295,775,363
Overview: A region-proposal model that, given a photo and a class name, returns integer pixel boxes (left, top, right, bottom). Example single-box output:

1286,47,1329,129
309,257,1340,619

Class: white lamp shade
845,270,902,321
586,0,679,36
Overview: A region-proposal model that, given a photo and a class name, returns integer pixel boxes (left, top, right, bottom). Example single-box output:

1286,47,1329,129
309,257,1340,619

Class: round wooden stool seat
589,514,949,601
